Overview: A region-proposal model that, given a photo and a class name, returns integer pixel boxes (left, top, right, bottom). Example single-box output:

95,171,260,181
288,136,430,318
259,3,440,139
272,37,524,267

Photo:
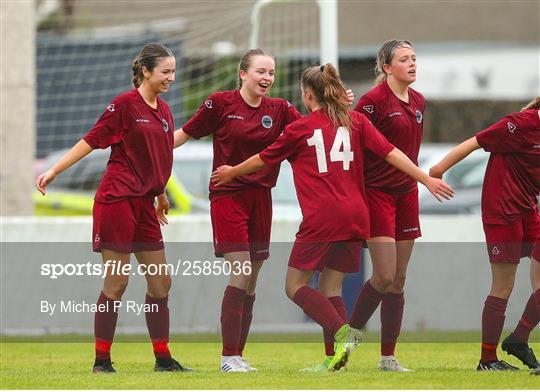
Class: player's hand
429,164,444,179
35,169,57,195
156,194,169,226
425,177,454,202
345,89,355,106
210,165,235,186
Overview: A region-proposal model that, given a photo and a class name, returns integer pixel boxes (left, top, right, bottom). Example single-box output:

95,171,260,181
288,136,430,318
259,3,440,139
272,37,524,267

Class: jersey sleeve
182,93,222,139
259,122,303,166
360,116,394,158
83,97,124,149
476,113,525,154
284,100,302,125
354,95,378,124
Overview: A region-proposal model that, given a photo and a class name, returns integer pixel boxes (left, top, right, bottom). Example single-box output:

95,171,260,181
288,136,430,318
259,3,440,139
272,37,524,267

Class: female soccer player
210,63,454,372
349,39,425,372
36,43,191,373
160,49,353,372
430,97,540,371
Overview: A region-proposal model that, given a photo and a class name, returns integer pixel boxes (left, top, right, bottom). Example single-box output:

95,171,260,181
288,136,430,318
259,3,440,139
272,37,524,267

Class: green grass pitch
1,332,538,389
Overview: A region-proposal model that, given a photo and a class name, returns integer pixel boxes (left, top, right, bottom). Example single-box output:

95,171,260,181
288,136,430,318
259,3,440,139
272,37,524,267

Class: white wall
0,215,534,334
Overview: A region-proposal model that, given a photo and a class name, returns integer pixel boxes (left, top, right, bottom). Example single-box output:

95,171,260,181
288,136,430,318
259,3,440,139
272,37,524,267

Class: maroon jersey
476,109,540,224
354,81,424,192
259,110,394,242
182,90,301,200
84,89,174,203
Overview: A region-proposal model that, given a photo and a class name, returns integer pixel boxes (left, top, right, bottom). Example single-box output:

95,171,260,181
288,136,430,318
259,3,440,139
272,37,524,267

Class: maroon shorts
533,237,540,261
92,196,164,254
483,209,540,263
288,240,362,273
210,187,272,261
366,187,421,241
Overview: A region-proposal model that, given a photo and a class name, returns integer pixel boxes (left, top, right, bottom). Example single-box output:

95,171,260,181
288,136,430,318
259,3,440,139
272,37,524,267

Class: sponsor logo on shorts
402,227,419,233
136,118,150,123
162,119,169,132
256,249,269,254
227,114,245,120
416,110,423,123
106,104,115,112
94,234,100,243
362,105,374,114
492,246,500,255
389,111,402,118
205,100,213,109
507,122,516,133
533,144,540,149
261,115,273,129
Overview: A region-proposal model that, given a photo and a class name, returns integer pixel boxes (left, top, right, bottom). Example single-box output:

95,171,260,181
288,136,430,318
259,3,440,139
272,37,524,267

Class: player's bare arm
173,128,192,148
385,147,454,202
35,139,93,195
429,136,481,178
211,154,267,186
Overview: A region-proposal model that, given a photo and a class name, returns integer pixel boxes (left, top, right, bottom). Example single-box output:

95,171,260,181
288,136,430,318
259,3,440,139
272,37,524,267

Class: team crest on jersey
416,110,423,123
106,104,115,112
205,100,213,109
162,119,169,132
507,122,516,133
261,115,273,129
362,105,374,114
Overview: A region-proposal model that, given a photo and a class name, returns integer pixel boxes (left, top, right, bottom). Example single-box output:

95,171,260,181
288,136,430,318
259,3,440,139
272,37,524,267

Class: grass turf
1,332,539,389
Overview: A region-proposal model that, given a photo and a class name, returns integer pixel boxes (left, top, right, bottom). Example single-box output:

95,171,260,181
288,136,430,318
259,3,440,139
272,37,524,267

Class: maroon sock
221,285,246,356
481,295,508,363
535,289,540,319
145,294,171,360
238,294,255,356
324,296,347,356
512,293,539,343
94,291,119,361
292,286,345,338
380,291,404,356
349,279,383,330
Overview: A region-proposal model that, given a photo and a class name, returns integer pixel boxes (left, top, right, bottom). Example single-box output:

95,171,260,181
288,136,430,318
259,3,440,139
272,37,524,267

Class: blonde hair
522,97,540,111
374,39,413,84
301,63,351,131
237,48,275,89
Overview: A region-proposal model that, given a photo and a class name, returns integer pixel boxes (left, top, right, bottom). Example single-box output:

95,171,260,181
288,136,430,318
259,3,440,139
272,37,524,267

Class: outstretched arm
173,128,192,148
429,136,481,178
35,139,93,195
210,154,267,186
385,147,454,202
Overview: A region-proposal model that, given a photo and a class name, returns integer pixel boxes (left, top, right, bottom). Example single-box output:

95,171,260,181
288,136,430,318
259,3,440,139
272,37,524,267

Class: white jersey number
306,127,354,173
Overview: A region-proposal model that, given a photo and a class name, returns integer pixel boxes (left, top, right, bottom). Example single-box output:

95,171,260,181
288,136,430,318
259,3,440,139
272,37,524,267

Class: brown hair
301,63,351,130
237,48,275,89
132,43,174,88
374,39,413,84
522,97,540,111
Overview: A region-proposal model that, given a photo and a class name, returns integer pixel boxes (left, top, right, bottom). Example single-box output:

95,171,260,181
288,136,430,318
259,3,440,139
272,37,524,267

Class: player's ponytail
374,39,413,84
132,43,174,88
301,63,351,131
522,96,540,111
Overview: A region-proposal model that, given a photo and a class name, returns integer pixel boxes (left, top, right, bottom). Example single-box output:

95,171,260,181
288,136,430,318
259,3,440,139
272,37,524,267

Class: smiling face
239,55,275,97
384,45,416,85
142,56,176,95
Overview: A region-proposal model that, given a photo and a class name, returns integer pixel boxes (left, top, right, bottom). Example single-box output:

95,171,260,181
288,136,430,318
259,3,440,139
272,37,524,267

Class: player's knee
106,278,129,299
285,282,300,300
392,274,407,291
371,273,394,292
490,282,514,299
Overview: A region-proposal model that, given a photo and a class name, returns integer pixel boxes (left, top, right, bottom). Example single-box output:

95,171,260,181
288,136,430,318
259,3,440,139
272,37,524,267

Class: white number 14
306,127,354,173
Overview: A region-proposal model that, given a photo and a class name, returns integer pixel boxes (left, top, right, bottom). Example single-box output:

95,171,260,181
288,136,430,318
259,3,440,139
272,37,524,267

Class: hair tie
320,64,325,72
